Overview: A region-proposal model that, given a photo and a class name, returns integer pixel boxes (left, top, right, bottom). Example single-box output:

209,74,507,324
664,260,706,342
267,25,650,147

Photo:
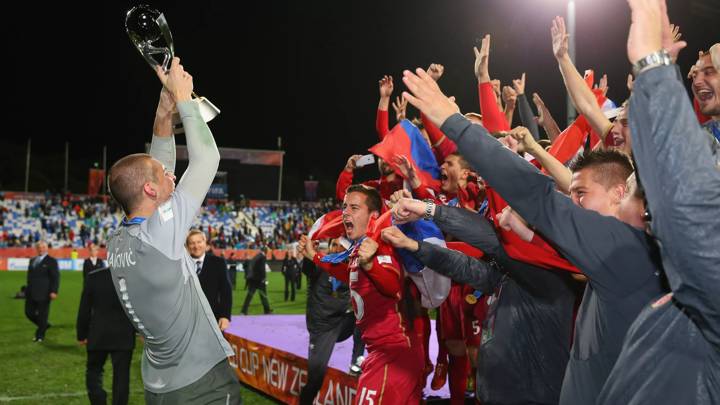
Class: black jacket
77,267,135,351
416,205,577,405
302,258,351,334
245,252,267,283
281,257,300,280
82,258,105,282
26,255,59,301
197,254,233,320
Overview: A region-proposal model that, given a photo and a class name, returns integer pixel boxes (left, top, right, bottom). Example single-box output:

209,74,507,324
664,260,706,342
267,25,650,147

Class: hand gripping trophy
126,4,220,134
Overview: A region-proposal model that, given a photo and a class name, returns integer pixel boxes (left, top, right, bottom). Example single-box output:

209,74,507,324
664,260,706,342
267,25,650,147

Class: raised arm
400,68,648,291
533,93,562,141
474,35,511,132
552,17,612,141
503,86,517,126
627,0,718,345
149,88,177,173
513,74,540,140
336,155,360,201
155,58,220,206
511,127,572,193
376,75,393,139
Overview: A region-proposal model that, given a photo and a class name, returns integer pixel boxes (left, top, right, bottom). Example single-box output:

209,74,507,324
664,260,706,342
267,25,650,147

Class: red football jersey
347,243,412,351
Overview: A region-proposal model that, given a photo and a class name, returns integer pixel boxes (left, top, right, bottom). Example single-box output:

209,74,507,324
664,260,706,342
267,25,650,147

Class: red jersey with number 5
349,243,411,351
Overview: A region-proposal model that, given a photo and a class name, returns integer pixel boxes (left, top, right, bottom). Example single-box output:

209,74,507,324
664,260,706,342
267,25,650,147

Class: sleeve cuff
634,65,681,92
177,100,200,119
440,113,469,142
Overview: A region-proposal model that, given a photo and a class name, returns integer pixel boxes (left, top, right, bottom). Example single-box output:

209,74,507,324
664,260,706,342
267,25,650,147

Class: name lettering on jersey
108,247,137,269
158,200,174,222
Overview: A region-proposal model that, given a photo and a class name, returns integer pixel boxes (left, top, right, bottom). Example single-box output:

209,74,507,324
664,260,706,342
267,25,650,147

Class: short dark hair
345,184,382,213
108,153,157,214
569,150,634,189
446,153,471,170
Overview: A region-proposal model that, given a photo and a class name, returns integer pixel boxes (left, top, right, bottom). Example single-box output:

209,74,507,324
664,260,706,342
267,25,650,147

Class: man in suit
186,229,233,331
281,248,300,301
77,266,136,405
25,240,59,342
240,246,272,315
82,243,105,283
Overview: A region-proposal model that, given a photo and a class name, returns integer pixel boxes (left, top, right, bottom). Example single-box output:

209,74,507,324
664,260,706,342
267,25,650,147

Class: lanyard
121,216,146,226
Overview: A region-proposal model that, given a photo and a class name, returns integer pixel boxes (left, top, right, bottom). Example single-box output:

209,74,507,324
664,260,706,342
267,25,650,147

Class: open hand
401,68,460,128
379,75,394,98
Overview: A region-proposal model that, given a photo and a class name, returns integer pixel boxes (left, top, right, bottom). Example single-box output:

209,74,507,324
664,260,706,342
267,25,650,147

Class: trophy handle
171,96,221,134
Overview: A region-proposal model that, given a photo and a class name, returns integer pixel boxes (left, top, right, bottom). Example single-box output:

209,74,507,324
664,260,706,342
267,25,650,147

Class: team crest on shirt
376,255,393,265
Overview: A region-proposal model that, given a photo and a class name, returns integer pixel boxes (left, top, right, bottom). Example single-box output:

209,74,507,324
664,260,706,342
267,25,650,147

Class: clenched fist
357,238,379,270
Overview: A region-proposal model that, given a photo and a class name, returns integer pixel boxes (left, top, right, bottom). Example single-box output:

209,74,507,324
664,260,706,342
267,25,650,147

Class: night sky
4,0,719,199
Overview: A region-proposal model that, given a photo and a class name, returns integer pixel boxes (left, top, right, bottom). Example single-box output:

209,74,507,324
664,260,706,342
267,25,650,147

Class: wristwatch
423,199,436,220
633,49,671,75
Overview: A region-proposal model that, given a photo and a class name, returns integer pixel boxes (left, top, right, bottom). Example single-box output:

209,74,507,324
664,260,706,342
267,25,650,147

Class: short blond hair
185,229,207,246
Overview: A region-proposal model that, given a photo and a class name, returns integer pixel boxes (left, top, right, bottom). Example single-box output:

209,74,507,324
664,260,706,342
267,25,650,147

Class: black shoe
264,309,273,315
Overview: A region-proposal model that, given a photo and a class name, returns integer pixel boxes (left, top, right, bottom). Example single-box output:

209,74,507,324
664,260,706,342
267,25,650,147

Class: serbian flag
547,70,607,165
369,119,441,191
398,220,451,309
485,187,582,274
308,210,345,241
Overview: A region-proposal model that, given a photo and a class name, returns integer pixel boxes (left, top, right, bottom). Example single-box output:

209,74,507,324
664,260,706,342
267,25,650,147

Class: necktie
196,261,202,275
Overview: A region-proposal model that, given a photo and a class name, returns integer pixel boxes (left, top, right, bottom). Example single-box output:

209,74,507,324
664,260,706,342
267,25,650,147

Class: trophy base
172,96,221,134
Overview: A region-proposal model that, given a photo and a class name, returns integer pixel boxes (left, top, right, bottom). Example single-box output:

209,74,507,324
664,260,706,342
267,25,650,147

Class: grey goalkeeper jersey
108,190,234,393
107,101,232,393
